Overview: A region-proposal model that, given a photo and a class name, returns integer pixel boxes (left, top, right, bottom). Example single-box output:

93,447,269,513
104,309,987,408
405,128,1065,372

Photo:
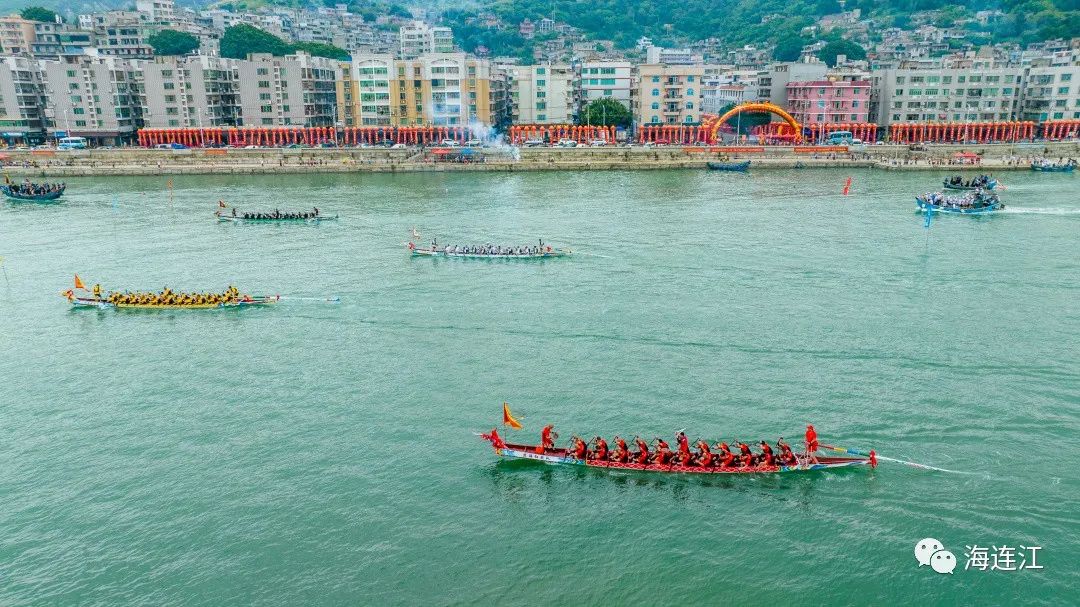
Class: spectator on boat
541,424,557,450
805,425,820,464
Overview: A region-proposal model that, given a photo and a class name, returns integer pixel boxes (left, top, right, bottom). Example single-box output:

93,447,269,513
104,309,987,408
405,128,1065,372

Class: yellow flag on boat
74,274,86,290
502,402,523,430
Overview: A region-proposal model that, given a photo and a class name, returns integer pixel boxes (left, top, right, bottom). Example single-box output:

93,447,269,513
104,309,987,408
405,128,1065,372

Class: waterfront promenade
1,141,1076,176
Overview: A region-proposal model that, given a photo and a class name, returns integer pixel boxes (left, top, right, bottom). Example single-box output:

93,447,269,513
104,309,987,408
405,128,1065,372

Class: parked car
156,143,188,150
556,138,577,148
524,138,545,147
588,139,607,147
465,139,483,147
319,141,338,148
391,143,407,149
440,139,460,147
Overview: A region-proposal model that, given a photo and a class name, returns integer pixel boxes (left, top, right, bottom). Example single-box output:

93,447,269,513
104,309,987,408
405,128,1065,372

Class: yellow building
634,63,705,125
337,53,504,128
0,16,37,55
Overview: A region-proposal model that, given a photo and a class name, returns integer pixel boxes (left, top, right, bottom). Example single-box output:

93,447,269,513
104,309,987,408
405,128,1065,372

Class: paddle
821,444,969,474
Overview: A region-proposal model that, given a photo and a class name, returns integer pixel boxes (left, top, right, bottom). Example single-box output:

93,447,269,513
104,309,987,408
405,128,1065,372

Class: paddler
611,436,629,463
592,436,608,461
716,442,736,468
571,436,588,460
695,440,713,468
540,424,557,451
633,436,650,465
805,424,820,464
92,283,102,300
777,438,797,466
652,437,671,465
676,431,690,458
737,441,754,467
759,441,775,466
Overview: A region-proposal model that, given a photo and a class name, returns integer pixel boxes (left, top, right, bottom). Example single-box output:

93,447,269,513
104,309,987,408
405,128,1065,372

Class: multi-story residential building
871,58,1024,126
786,79,871,125
510,63,576,124
634,63,705,125
81,11,154,59
40,54,143,144
237,52,337,127
399,21,453,59
645,47,701,65
142,55,240,128
0,16,37,55
338,54,393,126
579,61,632,110
1019,50,1080,121
701,84,748,114
756,59,828,107
136,0,176,25
0,55,46,143
31,22,94,60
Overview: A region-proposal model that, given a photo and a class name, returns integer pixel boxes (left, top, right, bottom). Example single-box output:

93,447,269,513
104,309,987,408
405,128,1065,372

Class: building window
652,76,659,82
650,115,658,122
651,102,659,109
537,114,545,120
686,88,694,95
652,88,659,96
685,101,693,109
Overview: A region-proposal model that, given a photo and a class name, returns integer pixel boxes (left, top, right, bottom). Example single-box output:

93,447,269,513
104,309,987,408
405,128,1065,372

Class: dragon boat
66,294,279,309
2,183,65,201
214,210,337,223
1030,160,1076,172
916,191,1004,215
482,439,873,475
942,176,997,191
61,280,278,310
408,241,570,259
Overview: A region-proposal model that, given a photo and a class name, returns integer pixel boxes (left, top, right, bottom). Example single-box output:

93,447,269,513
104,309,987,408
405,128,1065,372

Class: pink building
786,79,871,125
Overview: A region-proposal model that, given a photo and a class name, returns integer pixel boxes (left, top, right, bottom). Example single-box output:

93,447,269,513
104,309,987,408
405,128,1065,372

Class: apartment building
399,21,453,59
81,12,154,59
871,58,1023,126
0,55,46,142
338,54,393,126
136,0,176,24
634,63,705,125
1019,50,1080,121
236,52,337,127
0,16,37,55
31,22,94,60
397,53,496,126
579,61,632,109
510,63,576,124
142,55,240,128
41,54,143,144
786,79,871,124
756,60,828,107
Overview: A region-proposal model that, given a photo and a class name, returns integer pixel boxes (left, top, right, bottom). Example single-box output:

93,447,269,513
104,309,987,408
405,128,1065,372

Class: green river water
0,168,1077,605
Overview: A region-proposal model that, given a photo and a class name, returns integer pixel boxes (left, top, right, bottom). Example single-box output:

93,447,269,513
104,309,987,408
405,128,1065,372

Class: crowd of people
4,179,64,197
943,174,994,188
531,425,822,469
100,285,249,306
920,188,1000,210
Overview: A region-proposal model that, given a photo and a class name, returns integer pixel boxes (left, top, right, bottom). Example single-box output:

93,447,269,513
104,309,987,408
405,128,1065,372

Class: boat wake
1001,207,1080,215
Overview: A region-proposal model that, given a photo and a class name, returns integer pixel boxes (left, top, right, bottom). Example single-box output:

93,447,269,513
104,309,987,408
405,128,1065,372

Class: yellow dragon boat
62,279,278,310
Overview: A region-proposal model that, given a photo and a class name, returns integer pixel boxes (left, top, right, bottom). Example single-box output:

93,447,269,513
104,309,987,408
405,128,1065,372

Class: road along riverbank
1,141,1076,177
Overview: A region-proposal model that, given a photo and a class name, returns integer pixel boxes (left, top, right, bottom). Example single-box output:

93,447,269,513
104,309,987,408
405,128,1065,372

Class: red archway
711,102,802,143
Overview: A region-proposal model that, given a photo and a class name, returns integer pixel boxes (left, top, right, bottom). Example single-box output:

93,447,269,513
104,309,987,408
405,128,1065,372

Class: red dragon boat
480,436,874,475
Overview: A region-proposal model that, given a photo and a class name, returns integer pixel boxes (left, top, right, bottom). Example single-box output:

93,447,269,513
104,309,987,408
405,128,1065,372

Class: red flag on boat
74,274,86,290
842,176,852,195
502,402,523,430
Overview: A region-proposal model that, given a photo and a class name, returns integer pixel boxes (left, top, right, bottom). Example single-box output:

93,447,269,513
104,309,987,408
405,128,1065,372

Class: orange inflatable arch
712,102,803,143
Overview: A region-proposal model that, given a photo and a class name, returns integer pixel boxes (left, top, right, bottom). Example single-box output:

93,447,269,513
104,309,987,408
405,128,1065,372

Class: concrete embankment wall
1,141,1077,177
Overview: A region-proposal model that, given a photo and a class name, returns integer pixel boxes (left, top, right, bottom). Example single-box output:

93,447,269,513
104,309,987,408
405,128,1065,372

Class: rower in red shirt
676,431,690,457
695,440,714,468
759,440,775,466
777,438,797,466
571,436,587,460
737,441,754,467
612,436,630,463
633,436,650,465
540,424,557,451
716,442,736,468
591,436,608,461
805,424,820,464
652,437,672,465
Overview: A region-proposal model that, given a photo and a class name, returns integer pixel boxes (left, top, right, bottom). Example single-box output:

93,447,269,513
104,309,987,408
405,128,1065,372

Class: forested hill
445,0,1078,58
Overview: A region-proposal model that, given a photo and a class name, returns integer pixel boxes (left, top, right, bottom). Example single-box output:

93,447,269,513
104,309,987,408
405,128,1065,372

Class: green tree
818,39,866,66
774,36,810,62
20,6,59,22
219,24,293,59
579,98,632,127
148,29,200,56
292,42,351,61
